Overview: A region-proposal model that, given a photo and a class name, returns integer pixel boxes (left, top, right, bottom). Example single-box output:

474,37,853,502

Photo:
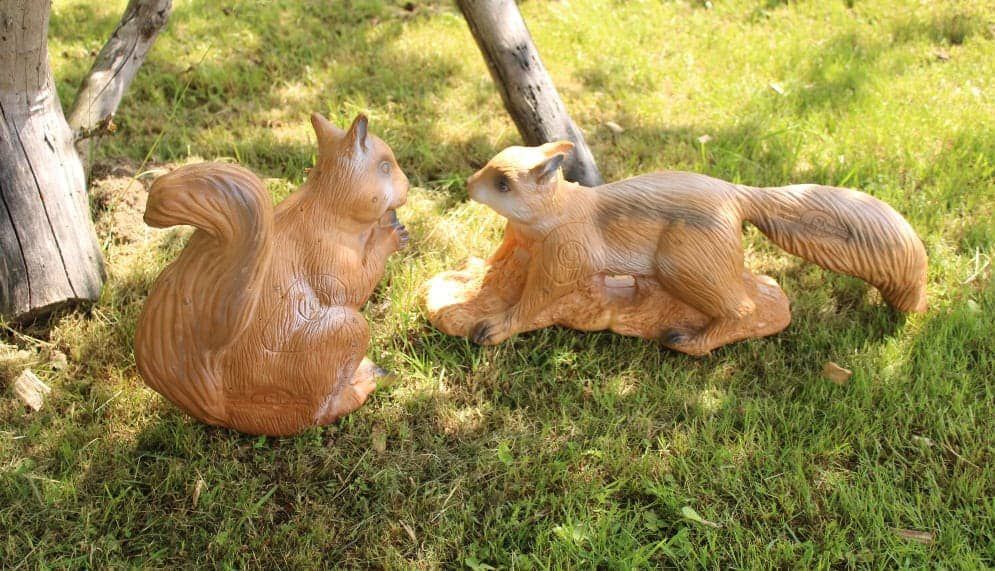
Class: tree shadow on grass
50,0,491,187
889,8,987,47
3,222,936,567
3,239,724,565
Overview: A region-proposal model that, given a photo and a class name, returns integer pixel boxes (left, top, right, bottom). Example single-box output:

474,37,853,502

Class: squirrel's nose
399,173,410,197
391,172,409,207
466,171,483,196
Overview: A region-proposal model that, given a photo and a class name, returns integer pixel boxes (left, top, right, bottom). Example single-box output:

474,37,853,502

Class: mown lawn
2,0,994,567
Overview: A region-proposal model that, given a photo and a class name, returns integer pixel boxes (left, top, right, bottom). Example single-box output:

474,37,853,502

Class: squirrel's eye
379,161,392,175
497,177,510,193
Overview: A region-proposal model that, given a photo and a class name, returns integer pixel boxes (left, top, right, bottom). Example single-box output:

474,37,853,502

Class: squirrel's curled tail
135,163,274,424
737,184,927,312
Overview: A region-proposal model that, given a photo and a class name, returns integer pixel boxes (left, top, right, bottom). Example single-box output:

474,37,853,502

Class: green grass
3,0,994,567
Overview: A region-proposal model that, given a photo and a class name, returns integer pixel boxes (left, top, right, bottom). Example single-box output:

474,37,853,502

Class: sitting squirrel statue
442,142,926,354
135,113,409,435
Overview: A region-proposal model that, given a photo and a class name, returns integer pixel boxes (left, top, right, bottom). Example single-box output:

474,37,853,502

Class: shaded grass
2,0,994,567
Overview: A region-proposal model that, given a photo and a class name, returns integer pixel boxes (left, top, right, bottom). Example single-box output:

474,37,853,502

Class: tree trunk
0,0,104,322
457,0,603,186
68,0,172,162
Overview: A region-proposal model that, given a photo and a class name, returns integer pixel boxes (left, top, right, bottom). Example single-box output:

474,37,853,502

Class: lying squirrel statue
135,114,408,435
458,142,927,353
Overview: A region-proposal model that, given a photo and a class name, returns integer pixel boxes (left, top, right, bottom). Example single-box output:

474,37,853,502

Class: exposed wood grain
456,0,603,186
0,0,105,321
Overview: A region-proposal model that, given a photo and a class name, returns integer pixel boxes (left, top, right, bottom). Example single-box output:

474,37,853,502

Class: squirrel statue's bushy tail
135,163,274,424
737,184,927,312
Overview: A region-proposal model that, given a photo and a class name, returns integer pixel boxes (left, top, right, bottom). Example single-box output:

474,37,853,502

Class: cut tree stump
0,0,170,323
457,0,603,187
0,0,105,321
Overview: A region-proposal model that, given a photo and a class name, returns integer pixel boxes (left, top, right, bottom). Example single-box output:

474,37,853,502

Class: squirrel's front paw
379,210,409,251
470,315,512,346
392,222,410,250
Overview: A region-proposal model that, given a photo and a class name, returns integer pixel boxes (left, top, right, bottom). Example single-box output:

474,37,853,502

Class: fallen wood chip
47,349,69,371
192,478,206,507
822,362,852,385
12,370,51,411
372,424,387,454
893,527,934,545
400,520,418,544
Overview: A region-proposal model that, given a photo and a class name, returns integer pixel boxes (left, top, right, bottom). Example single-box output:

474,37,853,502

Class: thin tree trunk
68,0,172,161
457,0,603,186
0,0,104,321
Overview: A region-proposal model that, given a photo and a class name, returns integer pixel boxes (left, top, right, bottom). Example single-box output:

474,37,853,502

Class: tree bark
457,0,603,186
68,0,172,161
0,0,105,321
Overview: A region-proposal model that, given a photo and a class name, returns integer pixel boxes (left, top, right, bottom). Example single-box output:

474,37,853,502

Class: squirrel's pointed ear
310,112,345,149
530,153,566,186
540,140,575,158
345,114,369,155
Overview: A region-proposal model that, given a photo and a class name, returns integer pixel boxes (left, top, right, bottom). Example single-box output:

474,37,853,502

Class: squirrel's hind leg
652,225,756,321
659,272,793,356
315,357,389,424
652,225,759,356
351,357,392,403
660,318,747,356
